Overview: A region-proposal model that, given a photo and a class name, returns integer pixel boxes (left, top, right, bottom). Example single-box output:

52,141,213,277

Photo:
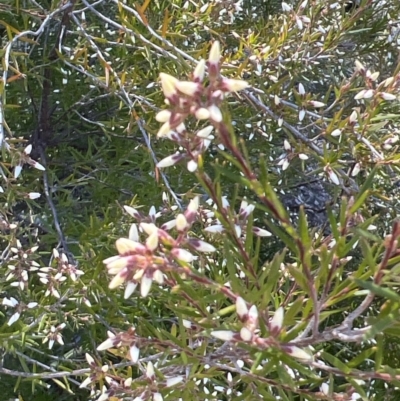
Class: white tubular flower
221,78,249,92
157,121,172,137
208,41,221,65
240,327,253,341
140,275,153,298
159,73,178,98
124,282,138,299
156,110,171,122
236,297,248,319
270,306,284,334
285,345,313,361
209,105,223,123
130,344,140,362
195,108,211,120
175,81,200,96
194,59,206,82
157,152,184,168
211,330,235,341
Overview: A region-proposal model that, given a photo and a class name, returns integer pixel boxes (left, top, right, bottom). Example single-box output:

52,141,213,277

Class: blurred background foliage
1,0,400,400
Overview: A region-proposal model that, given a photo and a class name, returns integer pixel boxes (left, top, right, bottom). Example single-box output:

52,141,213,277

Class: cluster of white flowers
155,41,249,172
211,297,313,362
103,197,216,299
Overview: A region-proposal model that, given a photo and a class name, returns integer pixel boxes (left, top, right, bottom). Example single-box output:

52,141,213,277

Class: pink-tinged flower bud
369,71,379,81
116,238,145,254
355,60,365,73
133,269,145,281
349,110,358,123
211,330,235,341
85,353,95,365
209,105,223,122
355,89,374,100
384,135,399,146
235,225,242,238
324,165,340,186
208,41,221,65
124,281,138,299
252,227,272,237
320,383,329,396
299,0,308,9
109,269,127,289
285,345,313,361
24,144,33,154
157,121,172,138
187,196,199,213
351,162,361,177
157,152,184,168
383,77,394,87
146,232,159,251
161,219,176,231
97,337,116,351
8,312,20,326
124,206,142,219
106,257,127,274
166,376,183,387
205,224,225,233
282,2,292,11
221,78,249,92
175,81,201,97
140,222,158,235
269,306,284,335
130,344,140,362
173,248,195,263
197,125,214,138
155,110,171,123
28,192,41,199
296,16,303,30
187,159,198,172
129,223,140,242
146,361,155,379
221,196,230,209
331,128,341,137
248,305,258,325
236,297,248,319
31,160,45,171
194,59,206,82
309,101,325,108
195,107,211,120
380,92,397,101
140,275,153,297
153,269,164,284
182,319,192,329
176,214,188,231
159,73,178,98
14,165,22,179
240,327,253,341
189,239,216,252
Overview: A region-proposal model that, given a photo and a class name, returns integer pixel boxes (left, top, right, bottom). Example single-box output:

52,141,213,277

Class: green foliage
1,0,400,400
